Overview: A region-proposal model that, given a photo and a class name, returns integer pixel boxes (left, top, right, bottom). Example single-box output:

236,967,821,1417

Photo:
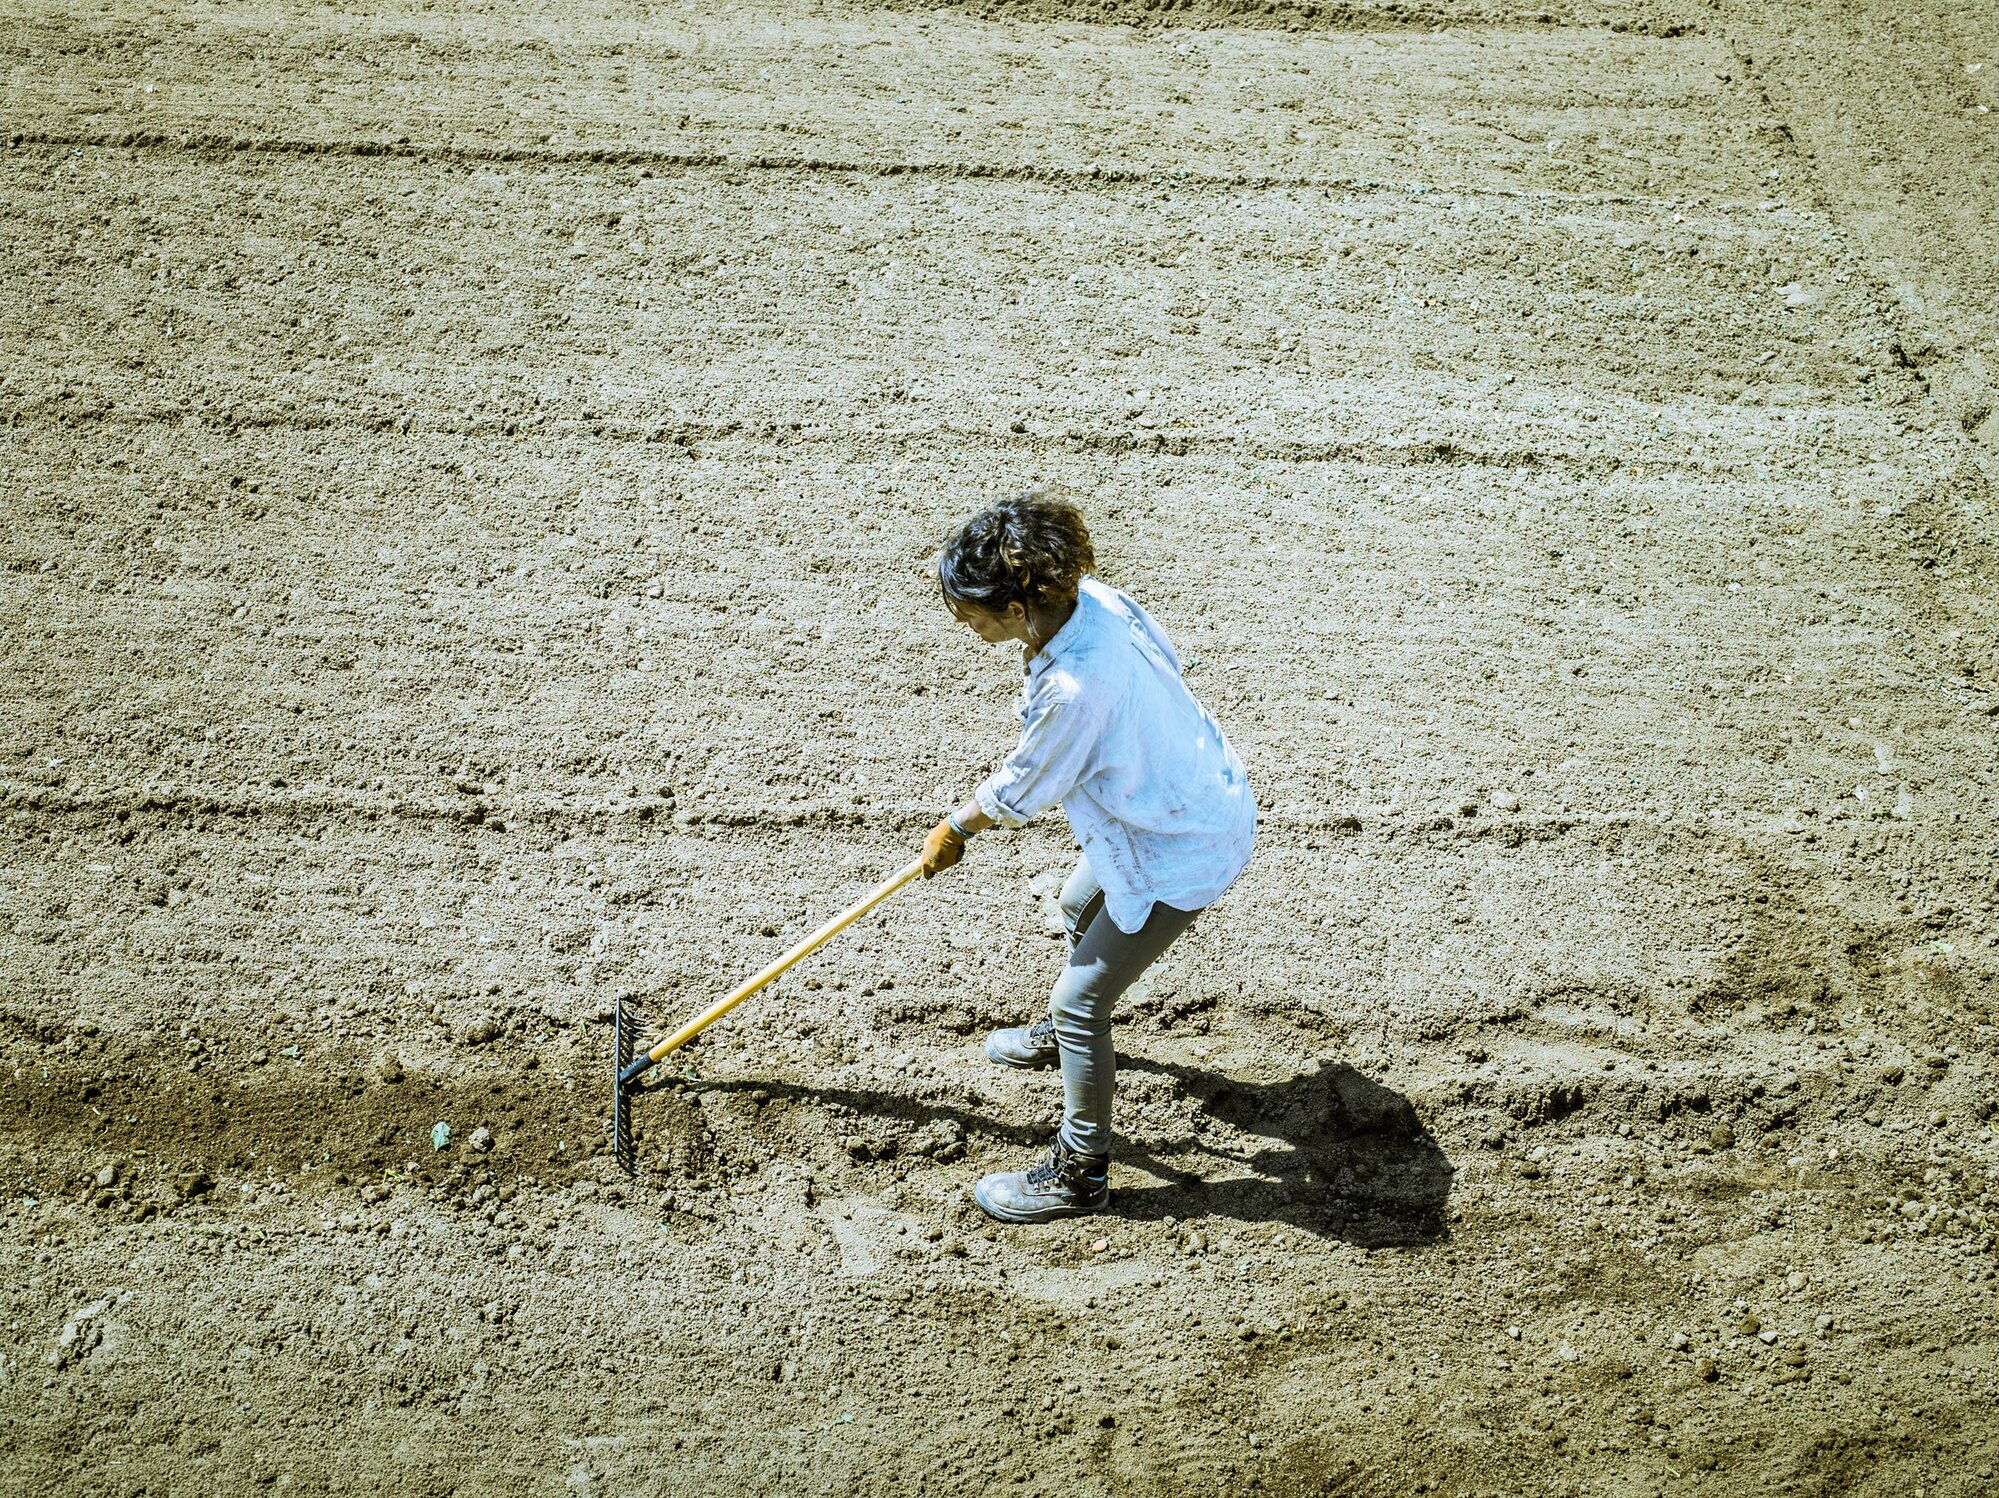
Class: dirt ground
2,0,1996,1492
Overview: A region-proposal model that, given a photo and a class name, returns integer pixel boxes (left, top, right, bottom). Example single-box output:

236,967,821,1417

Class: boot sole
983,1036,1059,1070
973,1179,1110,1224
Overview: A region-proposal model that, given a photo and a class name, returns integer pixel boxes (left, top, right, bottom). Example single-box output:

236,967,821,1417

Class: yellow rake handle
639,858,925,1068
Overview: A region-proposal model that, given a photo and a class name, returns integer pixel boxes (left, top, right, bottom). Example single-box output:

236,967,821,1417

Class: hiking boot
973,1137,1110,1224
984,1016,1059,1070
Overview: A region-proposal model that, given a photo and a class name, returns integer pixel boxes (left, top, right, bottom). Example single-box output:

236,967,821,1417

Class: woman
921,493,1256,1223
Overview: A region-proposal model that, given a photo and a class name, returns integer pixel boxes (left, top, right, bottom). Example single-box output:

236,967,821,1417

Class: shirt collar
1025,581,1093,677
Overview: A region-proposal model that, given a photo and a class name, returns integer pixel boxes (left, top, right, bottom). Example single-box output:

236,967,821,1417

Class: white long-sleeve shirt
974,576,1256,934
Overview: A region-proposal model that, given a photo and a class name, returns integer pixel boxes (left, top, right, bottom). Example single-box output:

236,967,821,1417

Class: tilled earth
2,0,1997,1493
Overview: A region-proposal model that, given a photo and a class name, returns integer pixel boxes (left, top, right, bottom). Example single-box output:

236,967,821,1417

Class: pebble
95,1165,118,1189
469,1127,494,1153
1786,1271,1808,1292
1489,789,1521,812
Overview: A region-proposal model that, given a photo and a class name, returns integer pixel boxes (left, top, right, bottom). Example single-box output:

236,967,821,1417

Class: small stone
94,1165,118,1189
1709,1124,1735,1150
457,1017,501,1047
431,1122,452,1151
1695,1357,1719,1382
1738,1314,1761,1336
1490,789,1521,812
1757,1328,1778,1345
1669,1331,1690,1351
1786,1271,1807,1292
469,1127,494,1153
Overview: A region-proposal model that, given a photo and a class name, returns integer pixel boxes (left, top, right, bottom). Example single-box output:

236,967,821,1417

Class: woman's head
936,492,1094,643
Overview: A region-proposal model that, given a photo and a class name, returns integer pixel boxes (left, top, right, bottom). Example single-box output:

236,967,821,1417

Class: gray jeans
1050,853,1200,1158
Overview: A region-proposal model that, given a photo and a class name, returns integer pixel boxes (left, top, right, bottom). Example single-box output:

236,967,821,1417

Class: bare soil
2,0,1996,1493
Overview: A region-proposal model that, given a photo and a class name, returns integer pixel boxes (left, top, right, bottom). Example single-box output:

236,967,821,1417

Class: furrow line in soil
5,128,1712,211
0,403,1753,480
871,0,1704,37
0,776,1719,853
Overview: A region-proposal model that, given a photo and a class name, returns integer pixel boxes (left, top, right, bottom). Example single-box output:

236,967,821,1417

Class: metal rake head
612,992,645,1175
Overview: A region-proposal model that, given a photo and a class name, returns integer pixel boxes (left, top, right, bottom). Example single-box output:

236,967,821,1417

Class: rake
613,858,925,1173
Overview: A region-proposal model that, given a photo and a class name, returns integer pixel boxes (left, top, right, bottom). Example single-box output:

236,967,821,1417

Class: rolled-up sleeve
974,676,1103,829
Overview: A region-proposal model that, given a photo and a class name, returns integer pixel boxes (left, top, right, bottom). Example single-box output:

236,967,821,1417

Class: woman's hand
921,820,966,878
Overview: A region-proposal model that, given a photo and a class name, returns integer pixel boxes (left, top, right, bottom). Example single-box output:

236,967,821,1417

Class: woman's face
942,590,1025,645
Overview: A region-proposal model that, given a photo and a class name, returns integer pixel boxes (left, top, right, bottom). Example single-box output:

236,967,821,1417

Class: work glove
921,819,965,879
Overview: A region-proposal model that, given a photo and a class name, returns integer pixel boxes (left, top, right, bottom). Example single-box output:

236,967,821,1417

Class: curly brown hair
936,492,1095,615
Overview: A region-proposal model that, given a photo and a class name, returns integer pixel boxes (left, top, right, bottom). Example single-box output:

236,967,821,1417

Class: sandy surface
2,0,1996,1493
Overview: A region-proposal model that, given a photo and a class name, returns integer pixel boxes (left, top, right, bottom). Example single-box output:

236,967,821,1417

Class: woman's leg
1048,898,1200,1158
983,852,1107,1071
1057,853,1104,950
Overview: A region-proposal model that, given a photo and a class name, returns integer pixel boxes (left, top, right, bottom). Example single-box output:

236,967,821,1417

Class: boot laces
1026,1017,1055,1046
1026,1139,1099,1190
1025,1144,1068,1190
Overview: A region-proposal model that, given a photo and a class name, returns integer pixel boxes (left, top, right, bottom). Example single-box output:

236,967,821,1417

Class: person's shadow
690,1046,1453,1250
1108,1053,1454,1249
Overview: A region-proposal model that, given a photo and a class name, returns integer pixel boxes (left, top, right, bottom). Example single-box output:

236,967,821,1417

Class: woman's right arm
919,679,1101,877
972,680,1102,830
